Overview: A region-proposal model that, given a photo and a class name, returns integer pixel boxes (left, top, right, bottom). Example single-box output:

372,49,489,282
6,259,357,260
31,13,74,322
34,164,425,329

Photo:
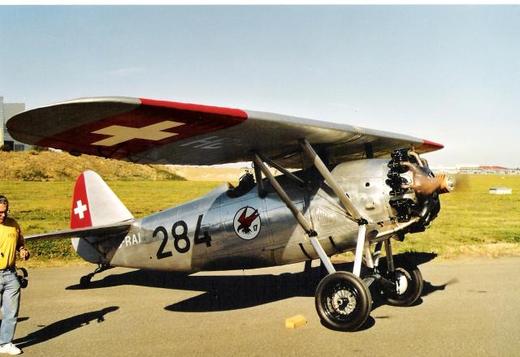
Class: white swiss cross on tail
70,170,134,230
70,173,92,229
73,200,88,219
91,121,183,146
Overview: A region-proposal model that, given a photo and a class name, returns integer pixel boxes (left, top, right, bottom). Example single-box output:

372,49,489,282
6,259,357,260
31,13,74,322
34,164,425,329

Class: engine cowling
331,150,449,233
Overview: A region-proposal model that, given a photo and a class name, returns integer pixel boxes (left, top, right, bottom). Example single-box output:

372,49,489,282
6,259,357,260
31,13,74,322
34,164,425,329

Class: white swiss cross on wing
90,121,184,146
74,200,88,219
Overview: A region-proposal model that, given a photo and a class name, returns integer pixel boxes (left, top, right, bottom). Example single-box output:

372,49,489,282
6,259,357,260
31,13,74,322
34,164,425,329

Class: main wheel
315,271,372,331
385,264,423,306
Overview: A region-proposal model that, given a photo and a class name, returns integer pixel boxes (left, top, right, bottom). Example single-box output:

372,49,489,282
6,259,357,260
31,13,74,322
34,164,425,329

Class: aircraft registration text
154,214,212,259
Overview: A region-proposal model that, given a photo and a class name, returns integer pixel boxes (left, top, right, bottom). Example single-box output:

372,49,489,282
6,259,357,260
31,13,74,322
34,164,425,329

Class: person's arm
16,224,30,260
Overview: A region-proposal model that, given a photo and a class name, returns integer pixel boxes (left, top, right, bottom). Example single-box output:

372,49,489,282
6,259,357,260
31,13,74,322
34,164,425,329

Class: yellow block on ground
285,315,307,329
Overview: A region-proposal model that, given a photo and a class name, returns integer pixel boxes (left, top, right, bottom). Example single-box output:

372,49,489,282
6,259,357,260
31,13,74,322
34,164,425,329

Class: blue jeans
0,270,20,345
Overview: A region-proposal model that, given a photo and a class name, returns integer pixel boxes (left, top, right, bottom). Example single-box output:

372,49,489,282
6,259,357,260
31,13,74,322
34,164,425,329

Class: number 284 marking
154,214,212,259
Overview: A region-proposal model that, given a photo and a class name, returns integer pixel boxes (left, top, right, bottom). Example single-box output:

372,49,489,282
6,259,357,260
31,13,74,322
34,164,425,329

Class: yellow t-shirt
0,217,24,269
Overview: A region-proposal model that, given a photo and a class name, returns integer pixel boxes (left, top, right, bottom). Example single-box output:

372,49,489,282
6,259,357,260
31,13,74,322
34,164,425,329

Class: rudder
70,170,133,263
71,170,133,229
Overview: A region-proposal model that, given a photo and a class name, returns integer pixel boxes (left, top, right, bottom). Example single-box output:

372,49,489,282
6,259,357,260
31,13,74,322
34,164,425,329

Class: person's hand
20,247,30,260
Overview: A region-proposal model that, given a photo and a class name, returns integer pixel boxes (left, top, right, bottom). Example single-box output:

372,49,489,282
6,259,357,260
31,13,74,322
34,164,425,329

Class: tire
385,265,423,306
315,271,372,331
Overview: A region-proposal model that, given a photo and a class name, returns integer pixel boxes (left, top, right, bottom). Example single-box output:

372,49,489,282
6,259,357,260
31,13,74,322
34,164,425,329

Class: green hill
0,150,185,181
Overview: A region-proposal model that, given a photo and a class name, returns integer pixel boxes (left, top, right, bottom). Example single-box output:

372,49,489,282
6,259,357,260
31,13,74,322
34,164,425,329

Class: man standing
0,195,29,355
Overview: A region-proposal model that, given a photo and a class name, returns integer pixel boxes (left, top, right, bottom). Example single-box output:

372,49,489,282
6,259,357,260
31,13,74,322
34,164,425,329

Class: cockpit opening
227,172,256,198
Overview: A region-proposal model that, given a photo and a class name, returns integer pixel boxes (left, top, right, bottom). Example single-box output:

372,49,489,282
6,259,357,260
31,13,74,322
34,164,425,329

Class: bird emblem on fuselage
233,206,261,240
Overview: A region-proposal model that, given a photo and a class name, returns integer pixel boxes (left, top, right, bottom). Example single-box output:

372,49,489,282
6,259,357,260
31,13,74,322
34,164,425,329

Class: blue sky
1,5,519,167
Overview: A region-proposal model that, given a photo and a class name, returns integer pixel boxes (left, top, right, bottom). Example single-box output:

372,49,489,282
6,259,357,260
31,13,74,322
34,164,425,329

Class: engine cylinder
331,152,444,232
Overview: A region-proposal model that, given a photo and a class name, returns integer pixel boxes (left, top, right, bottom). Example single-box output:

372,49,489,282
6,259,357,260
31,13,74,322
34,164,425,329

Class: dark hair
0,195,8,206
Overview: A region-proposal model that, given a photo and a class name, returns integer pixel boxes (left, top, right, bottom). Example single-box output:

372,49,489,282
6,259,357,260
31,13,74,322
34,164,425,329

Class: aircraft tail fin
70,170,134,229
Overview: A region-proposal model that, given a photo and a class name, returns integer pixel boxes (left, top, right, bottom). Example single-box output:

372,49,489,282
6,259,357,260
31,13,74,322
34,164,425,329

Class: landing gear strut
252,143,425,331
253,141,373,331
79,264,112,288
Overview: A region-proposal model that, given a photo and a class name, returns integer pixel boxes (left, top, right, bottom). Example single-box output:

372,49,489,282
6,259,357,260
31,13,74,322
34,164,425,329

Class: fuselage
104,158,429,273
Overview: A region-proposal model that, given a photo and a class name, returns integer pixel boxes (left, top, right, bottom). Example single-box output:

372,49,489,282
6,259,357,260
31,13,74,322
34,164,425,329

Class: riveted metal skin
83,159,419,273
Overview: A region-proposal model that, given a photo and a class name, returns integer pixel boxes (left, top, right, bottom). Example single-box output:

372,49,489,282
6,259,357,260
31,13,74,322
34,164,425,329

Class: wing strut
252,153,336,274
253,139,373,278
253,153,314,235
255,152,305,186
299,139,364,222
252,160,267,198
299,139,369,277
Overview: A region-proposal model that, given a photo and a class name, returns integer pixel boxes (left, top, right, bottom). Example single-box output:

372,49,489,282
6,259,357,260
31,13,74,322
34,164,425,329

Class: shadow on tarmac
65,252,452,316
13,306,119,349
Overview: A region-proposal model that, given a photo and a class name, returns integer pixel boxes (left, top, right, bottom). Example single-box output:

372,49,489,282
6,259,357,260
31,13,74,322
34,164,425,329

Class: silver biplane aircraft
7,97,449,331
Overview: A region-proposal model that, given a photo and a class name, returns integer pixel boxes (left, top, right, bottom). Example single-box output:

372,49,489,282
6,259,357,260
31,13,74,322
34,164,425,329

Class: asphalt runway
11,256,520,356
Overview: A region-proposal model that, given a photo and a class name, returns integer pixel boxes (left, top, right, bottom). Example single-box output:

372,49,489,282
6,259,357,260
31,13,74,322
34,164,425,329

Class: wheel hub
395,272,409,295
331,288,357,315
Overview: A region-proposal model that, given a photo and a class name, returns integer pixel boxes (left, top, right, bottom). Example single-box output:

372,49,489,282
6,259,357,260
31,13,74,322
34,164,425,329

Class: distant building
1,96,28,151
456,165,520,175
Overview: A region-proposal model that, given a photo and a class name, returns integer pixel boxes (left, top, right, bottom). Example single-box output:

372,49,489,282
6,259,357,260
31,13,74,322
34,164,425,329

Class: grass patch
1,180,221,263
0,151,185,181
2,174,520,264
396,175,520,258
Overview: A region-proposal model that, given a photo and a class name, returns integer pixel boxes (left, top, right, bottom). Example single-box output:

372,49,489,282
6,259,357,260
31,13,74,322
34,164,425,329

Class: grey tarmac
11,256,520,356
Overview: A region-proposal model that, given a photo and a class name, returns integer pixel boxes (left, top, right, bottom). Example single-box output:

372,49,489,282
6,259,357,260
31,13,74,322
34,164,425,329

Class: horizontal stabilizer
25,221,133,241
